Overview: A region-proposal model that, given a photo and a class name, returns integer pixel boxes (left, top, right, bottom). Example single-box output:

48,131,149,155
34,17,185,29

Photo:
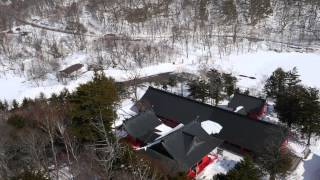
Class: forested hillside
0,0,320,85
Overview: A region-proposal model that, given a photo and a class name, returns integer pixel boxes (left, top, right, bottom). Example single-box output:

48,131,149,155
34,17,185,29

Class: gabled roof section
132,87,287,154
148,121,223,171
228,93,266,114
123,110,161,143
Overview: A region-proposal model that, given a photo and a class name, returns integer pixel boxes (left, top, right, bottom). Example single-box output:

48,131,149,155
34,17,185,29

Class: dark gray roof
147,121,223,171
228,93,266,114
132,87,287,154
123,110,161,143
59,64,84,75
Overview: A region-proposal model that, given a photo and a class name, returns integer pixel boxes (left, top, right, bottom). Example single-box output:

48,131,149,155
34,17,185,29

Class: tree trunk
270,174,276,180
307,131,312,146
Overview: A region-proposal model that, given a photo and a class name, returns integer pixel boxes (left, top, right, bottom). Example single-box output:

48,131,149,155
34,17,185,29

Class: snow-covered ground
289,137,320,180
196,150,243,180
216,52,320,90
2,51,320,104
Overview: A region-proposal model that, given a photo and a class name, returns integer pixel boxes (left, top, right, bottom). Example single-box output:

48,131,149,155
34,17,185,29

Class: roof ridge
234,92,266,102
148,86,280,128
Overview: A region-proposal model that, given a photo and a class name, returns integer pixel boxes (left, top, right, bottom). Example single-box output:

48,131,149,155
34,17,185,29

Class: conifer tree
3,100,9,111
257,141,292,180
70,71,119,142
269,67,304,128
12,99,19,110
188,79,209,103
299,87,320,145
286,67,301,88
222,73,237,97
264,68,287,98
275,85,305,128
207,69,224,105
0,100,4,111
215,157,261,180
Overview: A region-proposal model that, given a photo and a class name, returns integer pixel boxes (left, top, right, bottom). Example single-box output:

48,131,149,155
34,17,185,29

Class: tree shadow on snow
302,153,320,180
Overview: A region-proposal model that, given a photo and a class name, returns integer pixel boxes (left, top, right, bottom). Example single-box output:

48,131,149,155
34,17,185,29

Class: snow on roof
201,120,223,135
154,124,184,141
234,106,244,113
155,123,173,136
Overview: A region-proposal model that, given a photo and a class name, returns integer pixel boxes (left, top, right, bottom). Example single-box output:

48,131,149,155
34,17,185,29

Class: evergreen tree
168,76,177,88
49,93,59,104
207,69,224,105
12,99,19,110
264,68,287,98
7,114,26,129
286,67,301,88
215,156,261,180
299,87,320,145
275,85,305,128
0,100,4,111
3,100,9,111
58,88,71,103
21,97,34,108
188,79,209,103
257,140,292,180
69,71,119,142
222,73,237,97
271,67,304,128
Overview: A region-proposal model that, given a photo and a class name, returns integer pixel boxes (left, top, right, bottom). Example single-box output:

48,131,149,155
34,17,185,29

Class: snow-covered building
227,92,267,120
123,87,288,177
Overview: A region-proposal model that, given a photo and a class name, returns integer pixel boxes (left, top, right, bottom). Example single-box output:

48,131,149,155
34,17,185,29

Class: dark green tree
7,114,26,129
0,100,5,111
188,79,209,103
21,97,34,108
264,68,288,98
207,69,224,105
299,87,320,145
58,88,71,103
222,73,237,97
215,157,261,180
70,71,119,142
286,67,301,88
12,99,19,110
271,67,304,128
275,85,305,128
3,100,9,111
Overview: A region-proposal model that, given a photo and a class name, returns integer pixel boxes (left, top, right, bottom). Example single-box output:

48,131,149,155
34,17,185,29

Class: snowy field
216,52,320,90
2,51,320,103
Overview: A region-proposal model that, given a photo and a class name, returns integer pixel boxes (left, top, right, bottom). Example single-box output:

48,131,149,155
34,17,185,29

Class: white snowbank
201,120,223,135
